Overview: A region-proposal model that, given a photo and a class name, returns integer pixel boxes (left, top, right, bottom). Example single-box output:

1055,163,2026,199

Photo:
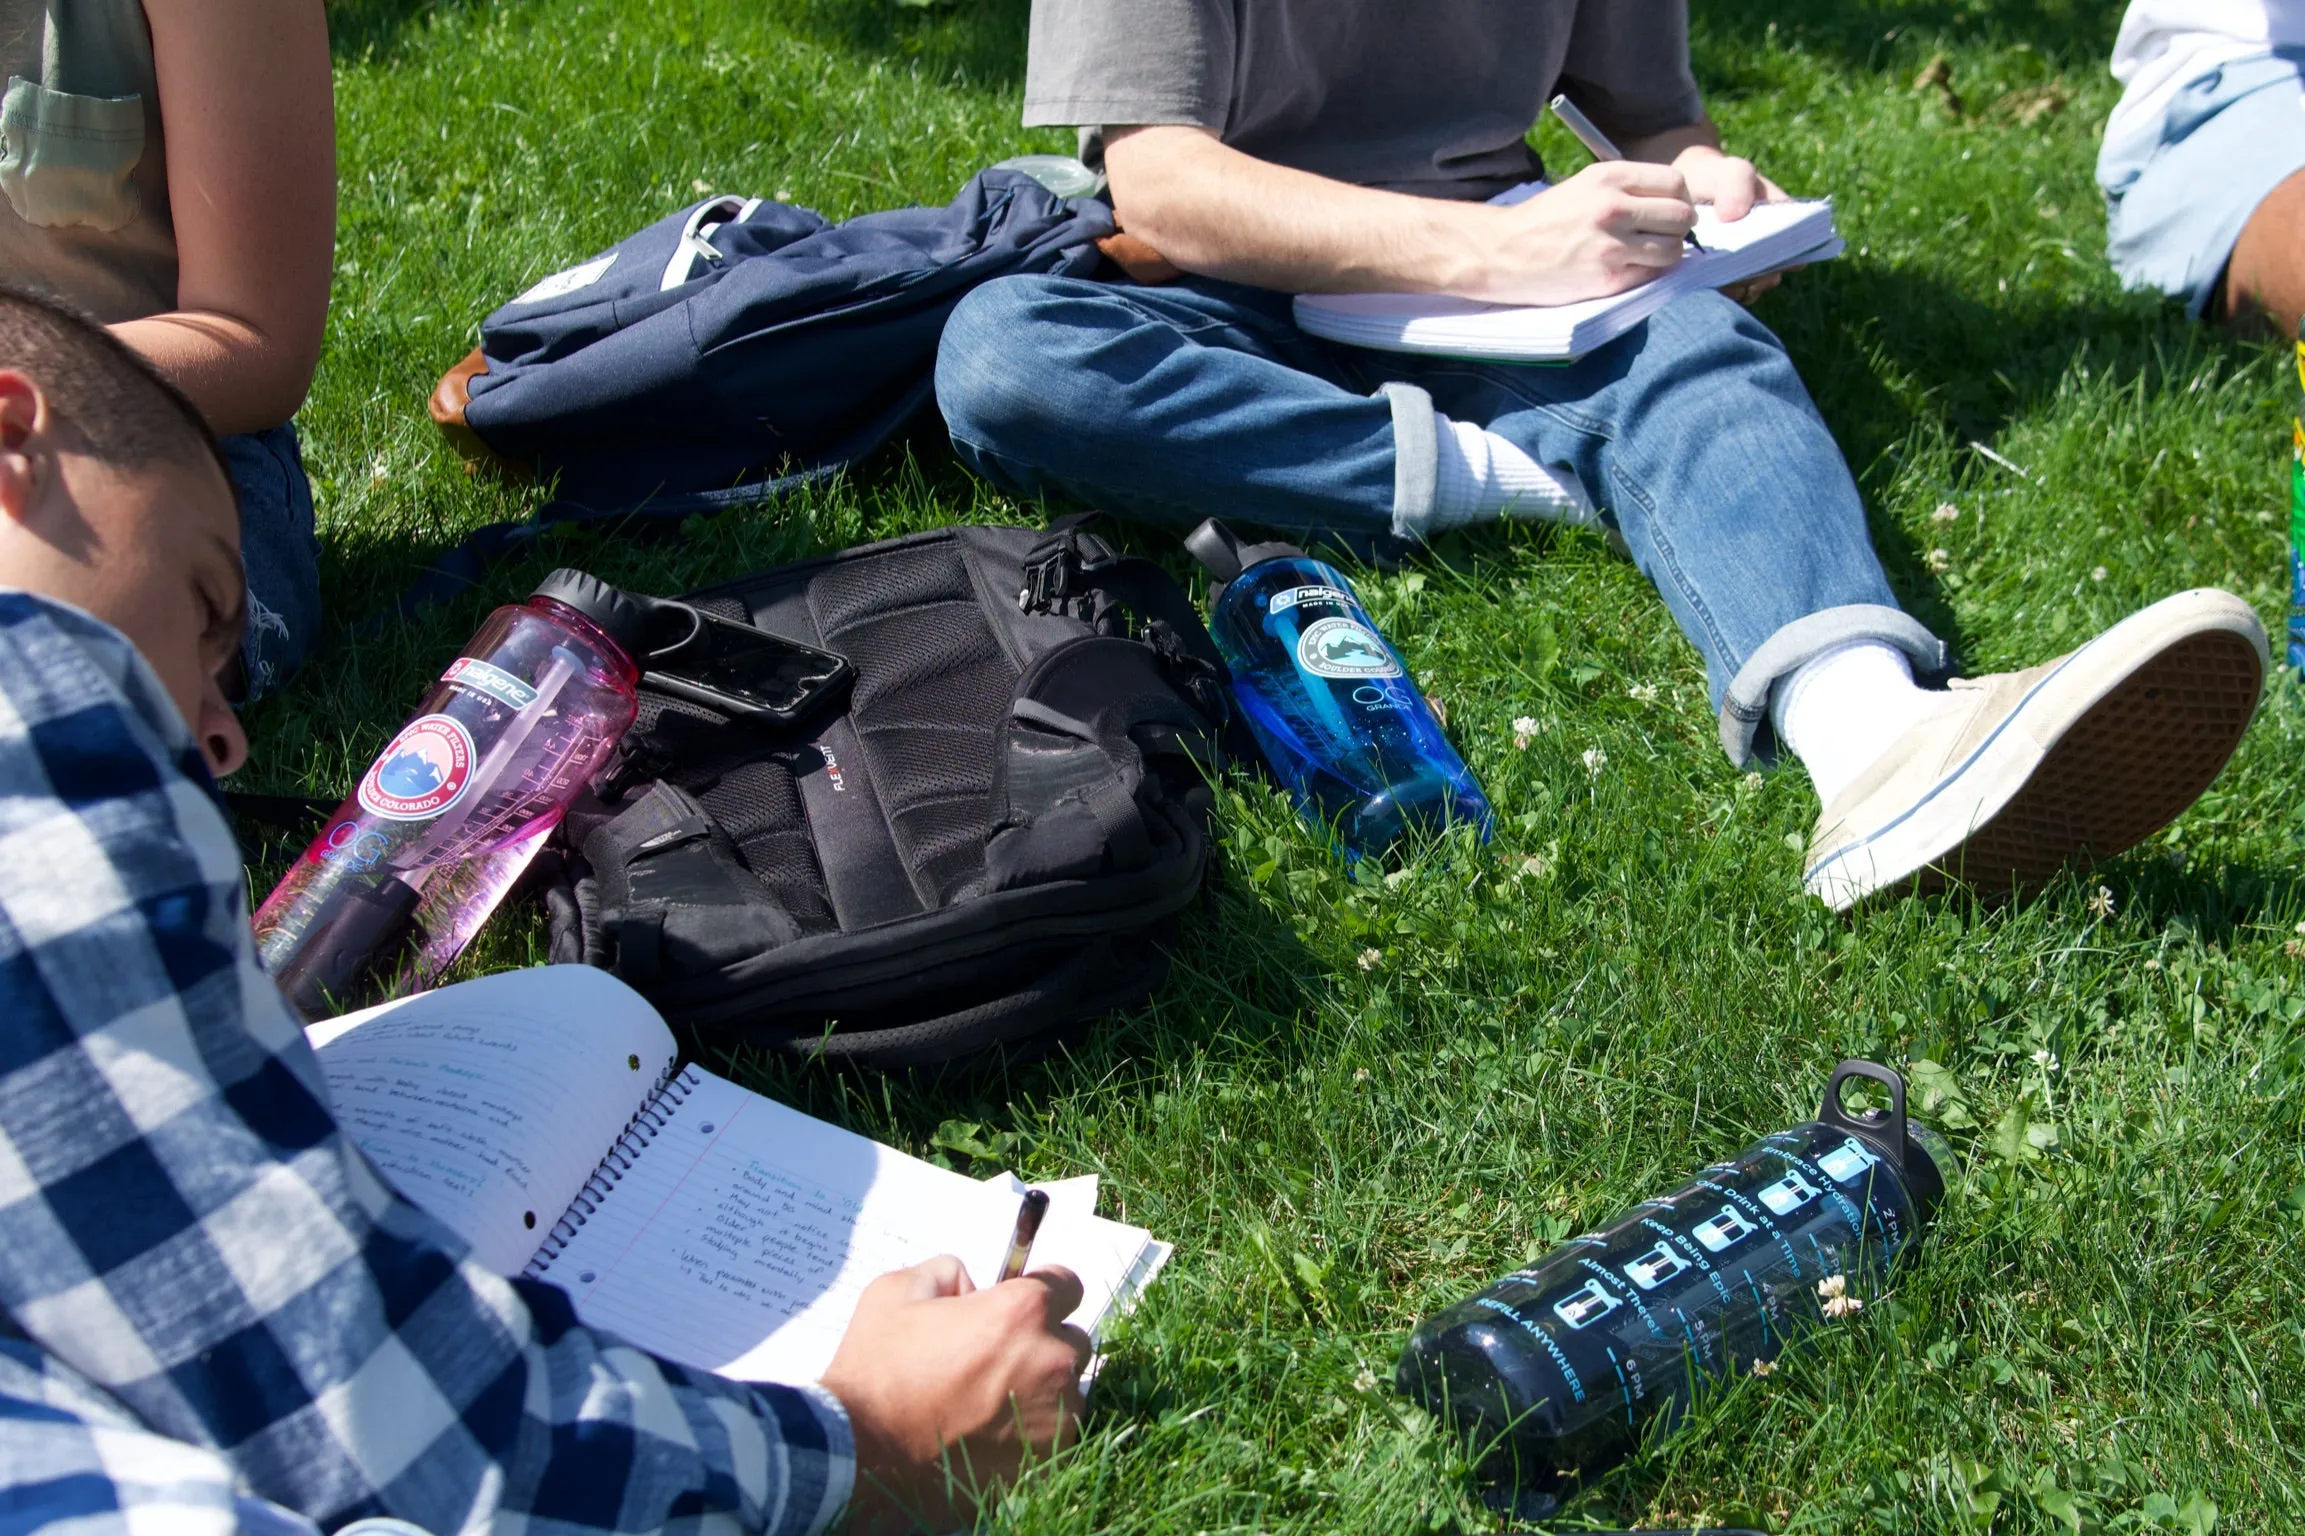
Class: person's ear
0,371,49,527
194,671,248,779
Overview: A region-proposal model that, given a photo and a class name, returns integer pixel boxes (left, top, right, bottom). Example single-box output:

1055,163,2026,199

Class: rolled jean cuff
1717,603,1947,766
1382,380,1438,541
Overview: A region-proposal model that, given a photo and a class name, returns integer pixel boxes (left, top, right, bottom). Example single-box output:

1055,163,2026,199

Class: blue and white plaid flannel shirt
0,590,856,1535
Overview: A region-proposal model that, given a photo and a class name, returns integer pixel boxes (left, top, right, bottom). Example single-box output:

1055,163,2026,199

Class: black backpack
545,522,1235,1069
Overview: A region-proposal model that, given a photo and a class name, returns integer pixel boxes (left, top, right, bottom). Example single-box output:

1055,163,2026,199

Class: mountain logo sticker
356,714,477,821
1296,617,1401,680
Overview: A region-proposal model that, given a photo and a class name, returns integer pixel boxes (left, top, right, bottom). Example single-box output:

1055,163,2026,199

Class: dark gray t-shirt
1023,0,1704,200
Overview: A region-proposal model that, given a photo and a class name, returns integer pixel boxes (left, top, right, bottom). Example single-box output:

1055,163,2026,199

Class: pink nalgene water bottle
252,571,646,1018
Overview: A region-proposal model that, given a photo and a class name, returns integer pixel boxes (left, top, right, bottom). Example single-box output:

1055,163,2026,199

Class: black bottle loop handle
634,595,709,667
1817,1058,1910,1174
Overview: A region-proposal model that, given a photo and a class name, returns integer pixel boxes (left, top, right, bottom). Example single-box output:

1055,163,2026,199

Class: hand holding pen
824,1239,1090,1536
999,1188,1051,1282
1548,94,1705,252
1548,93,1801,303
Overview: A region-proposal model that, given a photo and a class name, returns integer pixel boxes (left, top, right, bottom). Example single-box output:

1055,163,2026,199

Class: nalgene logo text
1268,584,1352,614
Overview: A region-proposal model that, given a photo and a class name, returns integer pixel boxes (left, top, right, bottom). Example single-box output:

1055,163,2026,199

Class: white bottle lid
990,154,1105,198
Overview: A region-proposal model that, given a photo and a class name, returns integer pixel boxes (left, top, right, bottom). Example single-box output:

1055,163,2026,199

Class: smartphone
644,607,853,726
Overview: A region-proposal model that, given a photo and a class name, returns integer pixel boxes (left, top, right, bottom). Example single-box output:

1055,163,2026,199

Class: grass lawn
267,0,2302,1528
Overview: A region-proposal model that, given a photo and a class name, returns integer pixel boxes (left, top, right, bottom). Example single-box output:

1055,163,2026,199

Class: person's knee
1626,291,1814,411
1647,290,1789,365
2224,166,2305,339
935,276,1097,452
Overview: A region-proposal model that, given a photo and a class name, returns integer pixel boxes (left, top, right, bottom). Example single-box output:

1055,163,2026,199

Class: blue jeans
935,274,1943,764
219,422,321,701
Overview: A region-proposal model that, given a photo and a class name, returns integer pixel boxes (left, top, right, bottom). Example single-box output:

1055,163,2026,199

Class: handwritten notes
304,968,1169,1389
540,1069,1019,1383
308,967,677,1274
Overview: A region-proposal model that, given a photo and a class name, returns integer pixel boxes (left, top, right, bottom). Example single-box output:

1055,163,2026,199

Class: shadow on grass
2098,853,2305,949
1831,844,2305,976
304,427,974,659
1755,257,2273,650
1772,262,2223,458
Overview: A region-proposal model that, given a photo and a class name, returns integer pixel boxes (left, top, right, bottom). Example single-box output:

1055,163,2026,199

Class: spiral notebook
307,966,1168,1384
1292,185,1842,361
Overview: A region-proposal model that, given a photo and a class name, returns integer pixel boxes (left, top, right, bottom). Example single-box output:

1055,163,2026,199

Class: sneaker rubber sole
1806,597,2266,908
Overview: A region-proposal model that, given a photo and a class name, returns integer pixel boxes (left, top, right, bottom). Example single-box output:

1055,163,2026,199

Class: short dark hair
0,282,223,475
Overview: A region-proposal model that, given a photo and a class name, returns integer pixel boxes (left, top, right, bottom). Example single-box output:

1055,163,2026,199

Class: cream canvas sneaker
1804,589,2267,910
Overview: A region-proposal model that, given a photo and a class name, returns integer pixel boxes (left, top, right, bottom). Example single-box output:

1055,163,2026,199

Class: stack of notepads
1293,190,1842,362
310,967,1169,1386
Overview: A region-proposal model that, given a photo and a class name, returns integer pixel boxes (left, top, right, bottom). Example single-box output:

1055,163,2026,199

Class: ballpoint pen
998,1188,1051,1282
1547,93,1706,252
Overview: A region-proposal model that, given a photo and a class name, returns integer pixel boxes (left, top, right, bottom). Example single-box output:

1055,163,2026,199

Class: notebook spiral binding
524,1063,700,1279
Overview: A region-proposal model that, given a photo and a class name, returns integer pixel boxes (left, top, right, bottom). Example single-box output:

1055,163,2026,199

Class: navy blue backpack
423,170,1115,595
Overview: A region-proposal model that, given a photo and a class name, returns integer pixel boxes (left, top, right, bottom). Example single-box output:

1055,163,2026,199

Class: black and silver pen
998,1188,1051,1282
1547,93,1706,252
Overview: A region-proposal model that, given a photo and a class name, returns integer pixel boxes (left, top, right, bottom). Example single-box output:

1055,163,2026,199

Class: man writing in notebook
936,0,2269,907
0,286,1084,1533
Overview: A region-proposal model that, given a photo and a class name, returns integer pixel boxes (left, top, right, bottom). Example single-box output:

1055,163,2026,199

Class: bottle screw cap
529,570,654,663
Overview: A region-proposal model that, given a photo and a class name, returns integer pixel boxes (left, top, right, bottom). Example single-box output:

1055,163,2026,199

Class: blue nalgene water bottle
1395,1062,1953,1484
1187,519,1492,857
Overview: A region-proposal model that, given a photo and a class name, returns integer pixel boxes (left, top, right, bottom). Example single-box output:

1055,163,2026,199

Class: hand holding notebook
1294,183,1842,362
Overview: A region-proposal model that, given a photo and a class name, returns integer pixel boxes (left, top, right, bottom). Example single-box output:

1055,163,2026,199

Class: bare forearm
1101,124,1710,308
1103,126,1491,294
111,312,317,435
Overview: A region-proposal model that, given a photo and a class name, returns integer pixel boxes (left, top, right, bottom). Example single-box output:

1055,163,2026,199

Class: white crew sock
1770,640,1940,807
1430,413,1591,530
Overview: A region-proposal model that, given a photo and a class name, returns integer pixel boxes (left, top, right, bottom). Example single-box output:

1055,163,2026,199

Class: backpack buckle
1018,544,1078,613
1021,526,1128,615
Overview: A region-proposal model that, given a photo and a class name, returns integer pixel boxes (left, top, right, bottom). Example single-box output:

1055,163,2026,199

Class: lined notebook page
309,967,678,1274
537,1068,1021,1383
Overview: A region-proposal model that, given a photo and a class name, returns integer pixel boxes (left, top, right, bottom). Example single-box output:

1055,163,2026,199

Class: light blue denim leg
937,273,1409,548
2098,50,2305,318
937,277,1941,764
1366,291,1943,760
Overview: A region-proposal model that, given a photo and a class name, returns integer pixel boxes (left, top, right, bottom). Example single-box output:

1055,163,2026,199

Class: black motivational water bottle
1396,1062,1953,1481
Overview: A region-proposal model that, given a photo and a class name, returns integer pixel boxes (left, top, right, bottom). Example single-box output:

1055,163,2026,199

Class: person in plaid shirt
0,286,1091,1535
